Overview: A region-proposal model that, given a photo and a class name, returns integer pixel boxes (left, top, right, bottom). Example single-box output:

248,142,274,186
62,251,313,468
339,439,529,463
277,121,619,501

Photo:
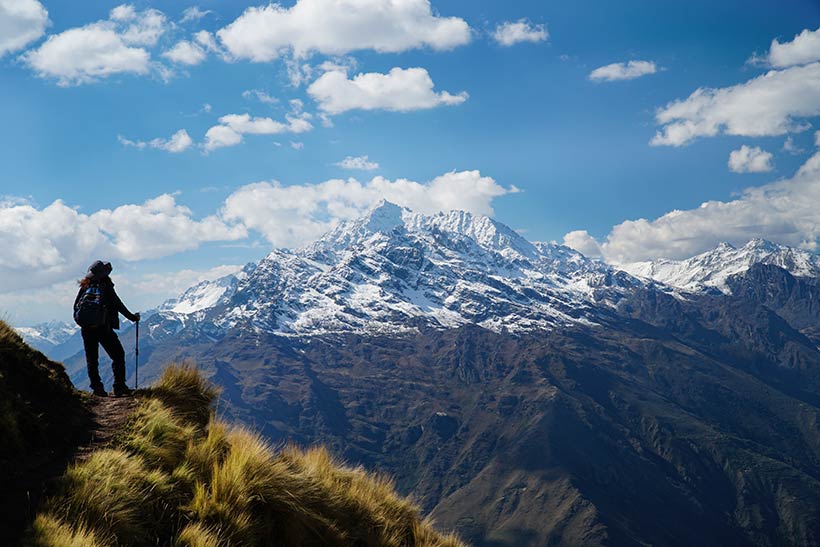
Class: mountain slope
0,321,91,545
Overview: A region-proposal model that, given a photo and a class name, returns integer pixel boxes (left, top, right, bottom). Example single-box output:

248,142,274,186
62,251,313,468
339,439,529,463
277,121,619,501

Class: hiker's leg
100,328,127,387
81,327,103,388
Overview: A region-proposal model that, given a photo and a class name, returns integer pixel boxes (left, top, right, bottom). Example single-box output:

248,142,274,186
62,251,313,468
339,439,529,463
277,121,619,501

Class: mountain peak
742,238,777,251
361,200,408,232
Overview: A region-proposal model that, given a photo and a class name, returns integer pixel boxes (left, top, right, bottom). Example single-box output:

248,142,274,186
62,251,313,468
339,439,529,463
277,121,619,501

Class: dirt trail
74,394,141,461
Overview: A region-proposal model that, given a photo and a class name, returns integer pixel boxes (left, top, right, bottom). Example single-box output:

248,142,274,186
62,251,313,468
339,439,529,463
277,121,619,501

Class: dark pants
81,326,126,388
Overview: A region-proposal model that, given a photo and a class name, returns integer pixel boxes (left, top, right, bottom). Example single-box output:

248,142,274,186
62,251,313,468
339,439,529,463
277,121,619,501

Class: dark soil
74,394,140,461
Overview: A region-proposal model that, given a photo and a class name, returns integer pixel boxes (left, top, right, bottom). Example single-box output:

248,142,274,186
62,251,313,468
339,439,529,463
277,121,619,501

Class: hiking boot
91,384,108,397
113,384,133,397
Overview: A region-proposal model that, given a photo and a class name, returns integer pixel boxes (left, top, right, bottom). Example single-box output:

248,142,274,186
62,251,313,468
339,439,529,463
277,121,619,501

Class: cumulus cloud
216,0,471,62
222,170,517,248
563,154,820,263
162,40,207,65
0,0,49,57
203,110,313,151
763,26,820,68
220,112,312,134
203,125,243,152
290,141,304,150
651,62,820,146
336,155,379,170
118,129,193,153
0,194,246,291
308,67,468,114
728,145,774,173
562,230,603,258
492,19,547,46
588,60,657,82
22,4,168,85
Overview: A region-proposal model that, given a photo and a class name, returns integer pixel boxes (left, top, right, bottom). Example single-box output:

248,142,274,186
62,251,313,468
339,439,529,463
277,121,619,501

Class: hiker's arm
111,288,139,322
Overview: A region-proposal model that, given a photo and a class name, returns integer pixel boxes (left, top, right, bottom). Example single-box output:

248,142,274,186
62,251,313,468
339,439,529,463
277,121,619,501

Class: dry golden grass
28,515,106,547
27,363,468,547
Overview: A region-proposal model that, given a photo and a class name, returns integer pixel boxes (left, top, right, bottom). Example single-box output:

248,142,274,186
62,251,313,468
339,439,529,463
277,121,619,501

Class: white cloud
336,155,379,170
118,129,193,153
284,56,314,87
816,130,820,148
127,264,243,301
728,145,774,173
652,62,820,146
222,170,517,248
221,113,308,134
194,30,219,52
180,6,212,24
112,5,167,47
564,154,820,263
217,0,471,62
290,141,304,150
203,110,314,152
203,125,243,151
243,89,278,104
22,5,168,85
562,230,603,258
588,60,657,82
162,40,206,65
308,67,468,114
0,194,246,291
0,0,49,57
764,26,820,68
782,136,804,155
492,19,547,46
23,22,150,85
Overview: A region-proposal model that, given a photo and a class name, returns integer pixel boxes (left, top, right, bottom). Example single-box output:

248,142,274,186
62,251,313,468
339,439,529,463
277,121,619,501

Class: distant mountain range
622,238,820,294
19,202,820,546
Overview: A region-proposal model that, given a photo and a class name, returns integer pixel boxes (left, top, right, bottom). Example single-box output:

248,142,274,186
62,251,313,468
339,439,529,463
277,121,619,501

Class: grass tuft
121,399,198,471
148,362,220,429
27,514,107,547
174,522,223,547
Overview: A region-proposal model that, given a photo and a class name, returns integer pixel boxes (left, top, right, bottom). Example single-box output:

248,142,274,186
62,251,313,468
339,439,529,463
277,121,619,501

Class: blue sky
2,0,820,325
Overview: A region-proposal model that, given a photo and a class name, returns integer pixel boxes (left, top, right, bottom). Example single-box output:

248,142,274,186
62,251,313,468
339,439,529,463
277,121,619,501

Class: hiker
74,260,140,397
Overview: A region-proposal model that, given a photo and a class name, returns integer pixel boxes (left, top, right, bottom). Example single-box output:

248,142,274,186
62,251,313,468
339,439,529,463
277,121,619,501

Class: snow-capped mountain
16,320,82,360
16,320,77,347
621,239,820,293
151,201,645,337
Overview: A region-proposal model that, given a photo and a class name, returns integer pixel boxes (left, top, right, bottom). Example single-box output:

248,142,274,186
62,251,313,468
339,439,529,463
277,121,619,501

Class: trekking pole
135,319,140,390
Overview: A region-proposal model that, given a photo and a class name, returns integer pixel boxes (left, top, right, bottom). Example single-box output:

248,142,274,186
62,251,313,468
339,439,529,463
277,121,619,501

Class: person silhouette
74,260,140,397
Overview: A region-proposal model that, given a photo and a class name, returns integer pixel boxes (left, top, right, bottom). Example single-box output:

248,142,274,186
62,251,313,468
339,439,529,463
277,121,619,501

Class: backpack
74,284,107,328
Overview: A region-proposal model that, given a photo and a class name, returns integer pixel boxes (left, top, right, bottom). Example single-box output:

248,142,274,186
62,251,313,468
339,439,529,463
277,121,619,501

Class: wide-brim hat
85,260,113,279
